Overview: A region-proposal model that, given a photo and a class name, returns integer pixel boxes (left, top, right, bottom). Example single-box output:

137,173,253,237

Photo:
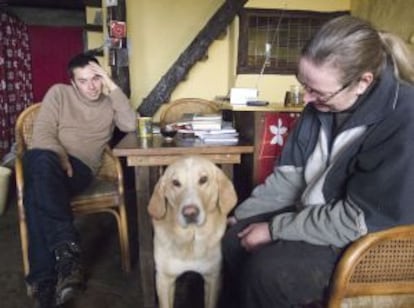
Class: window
237,9,348,74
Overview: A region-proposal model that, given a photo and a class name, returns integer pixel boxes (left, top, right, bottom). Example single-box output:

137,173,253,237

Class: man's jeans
23,149,93,285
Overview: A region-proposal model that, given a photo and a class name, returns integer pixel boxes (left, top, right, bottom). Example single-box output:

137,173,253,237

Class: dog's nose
182,205,200,224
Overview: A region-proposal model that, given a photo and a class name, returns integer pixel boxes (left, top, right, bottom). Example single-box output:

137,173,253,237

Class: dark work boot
32,279,57,308
54,242,85,305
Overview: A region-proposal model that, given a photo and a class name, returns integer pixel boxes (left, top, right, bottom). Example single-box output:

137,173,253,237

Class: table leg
221,164,234,180
135,166,156,308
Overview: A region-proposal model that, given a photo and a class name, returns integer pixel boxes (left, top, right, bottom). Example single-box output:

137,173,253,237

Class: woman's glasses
296,76,352,103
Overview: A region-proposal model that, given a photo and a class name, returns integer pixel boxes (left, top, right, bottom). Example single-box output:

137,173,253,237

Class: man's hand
60,158,73,177
238,222,272,252
88,61,118,92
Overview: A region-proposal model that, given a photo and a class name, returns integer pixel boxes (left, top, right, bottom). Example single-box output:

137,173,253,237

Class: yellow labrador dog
148,155,237,308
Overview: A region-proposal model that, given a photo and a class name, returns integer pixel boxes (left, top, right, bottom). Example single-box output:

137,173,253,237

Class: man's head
68,53,103,101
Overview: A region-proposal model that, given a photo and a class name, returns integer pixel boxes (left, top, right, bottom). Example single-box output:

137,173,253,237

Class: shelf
84,24,103,32
217,102,304,113
84,0,102,8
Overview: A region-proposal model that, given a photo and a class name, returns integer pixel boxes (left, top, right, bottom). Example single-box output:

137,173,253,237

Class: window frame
237,8,349,75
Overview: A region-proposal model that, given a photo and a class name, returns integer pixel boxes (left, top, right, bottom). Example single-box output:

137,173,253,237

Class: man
23,53,136,307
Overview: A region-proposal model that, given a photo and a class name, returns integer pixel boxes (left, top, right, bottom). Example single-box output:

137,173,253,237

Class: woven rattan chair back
328,224,414,307
15,103,131,276
159,98,220,125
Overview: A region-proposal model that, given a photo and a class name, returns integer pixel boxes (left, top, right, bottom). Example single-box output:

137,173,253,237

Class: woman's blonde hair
301,15,414,85
379,31,414,84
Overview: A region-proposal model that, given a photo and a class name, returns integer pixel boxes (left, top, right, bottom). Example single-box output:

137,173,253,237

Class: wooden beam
107,0,130,98
138,0,248,116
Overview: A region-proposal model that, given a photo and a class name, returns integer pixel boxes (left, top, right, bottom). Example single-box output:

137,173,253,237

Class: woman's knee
240,241,339,307
222,225,243,266
243,246,287,286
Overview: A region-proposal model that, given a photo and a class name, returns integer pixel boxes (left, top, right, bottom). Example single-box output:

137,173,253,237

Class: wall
126,0,224,111
8,7,84,26
85,5,105,66
125,0,350,113
351,0,414,50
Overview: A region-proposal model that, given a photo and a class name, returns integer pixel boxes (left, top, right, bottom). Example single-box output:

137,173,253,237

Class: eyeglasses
296,76,352,103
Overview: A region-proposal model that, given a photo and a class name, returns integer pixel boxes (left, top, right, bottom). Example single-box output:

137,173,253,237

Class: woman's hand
238,222,272,252
227,216,238,226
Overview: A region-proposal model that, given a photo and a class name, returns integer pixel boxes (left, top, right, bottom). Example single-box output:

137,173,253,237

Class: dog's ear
148,178,167,220
217,169,238,215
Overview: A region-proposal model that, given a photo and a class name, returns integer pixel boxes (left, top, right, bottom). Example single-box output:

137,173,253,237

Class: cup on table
137,117,153,138
288,85,303,106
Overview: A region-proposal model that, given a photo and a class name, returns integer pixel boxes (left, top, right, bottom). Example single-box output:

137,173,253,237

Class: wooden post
107,0,130,97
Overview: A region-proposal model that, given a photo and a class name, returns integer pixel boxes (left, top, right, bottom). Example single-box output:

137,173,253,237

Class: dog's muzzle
182,205,200,224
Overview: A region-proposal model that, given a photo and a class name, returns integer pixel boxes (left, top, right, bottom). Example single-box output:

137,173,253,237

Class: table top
113,132,254,157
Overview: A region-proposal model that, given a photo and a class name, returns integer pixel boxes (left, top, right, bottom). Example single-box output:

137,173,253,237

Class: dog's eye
199,175,208,185
172,179,181,187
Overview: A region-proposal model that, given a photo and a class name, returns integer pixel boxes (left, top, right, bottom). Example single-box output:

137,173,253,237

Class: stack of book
191,113,222,131
175,113,239,144
194,121,239,144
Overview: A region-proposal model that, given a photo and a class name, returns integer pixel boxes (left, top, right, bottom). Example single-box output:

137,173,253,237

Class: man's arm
89,62,136,132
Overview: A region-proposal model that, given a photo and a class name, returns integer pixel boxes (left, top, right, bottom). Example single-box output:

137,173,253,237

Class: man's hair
67,53,99,79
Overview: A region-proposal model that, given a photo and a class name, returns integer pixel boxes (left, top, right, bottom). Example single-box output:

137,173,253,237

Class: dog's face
148,156,237,227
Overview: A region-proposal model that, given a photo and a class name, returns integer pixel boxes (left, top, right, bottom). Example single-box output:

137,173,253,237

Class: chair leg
18,206,33,297
19,209,30,277
117,204,131,273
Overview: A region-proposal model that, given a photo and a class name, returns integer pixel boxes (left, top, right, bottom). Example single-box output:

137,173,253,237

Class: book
191,120,222,131
192,113,222,121
176,113,223,131
202,137,239,144
175,113,221,126
196,131,239,139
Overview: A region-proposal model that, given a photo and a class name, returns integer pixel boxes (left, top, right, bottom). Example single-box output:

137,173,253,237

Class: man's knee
24,149,61,172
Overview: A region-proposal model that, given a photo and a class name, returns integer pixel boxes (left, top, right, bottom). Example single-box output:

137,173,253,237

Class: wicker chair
15,103,131,276
158,97,220,125
328,224,414,307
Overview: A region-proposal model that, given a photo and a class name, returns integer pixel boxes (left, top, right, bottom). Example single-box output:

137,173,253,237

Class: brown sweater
31,84,136,174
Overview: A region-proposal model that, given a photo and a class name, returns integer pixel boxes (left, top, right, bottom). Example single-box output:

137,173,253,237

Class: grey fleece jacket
235,65,414,248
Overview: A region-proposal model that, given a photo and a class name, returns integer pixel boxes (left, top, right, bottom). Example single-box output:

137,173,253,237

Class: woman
221,15,414,307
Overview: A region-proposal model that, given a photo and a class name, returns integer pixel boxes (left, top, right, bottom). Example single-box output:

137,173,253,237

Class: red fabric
0,12,33,159
257,112,301,184
28,26,83,102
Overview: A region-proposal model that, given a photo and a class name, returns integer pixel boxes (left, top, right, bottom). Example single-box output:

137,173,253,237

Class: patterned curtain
0,11,33,159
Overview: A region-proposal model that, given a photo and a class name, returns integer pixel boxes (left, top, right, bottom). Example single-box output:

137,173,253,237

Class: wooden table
113,132,254,308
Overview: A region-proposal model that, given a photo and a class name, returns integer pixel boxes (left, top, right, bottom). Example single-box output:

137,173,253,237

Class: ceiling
4,0,85,10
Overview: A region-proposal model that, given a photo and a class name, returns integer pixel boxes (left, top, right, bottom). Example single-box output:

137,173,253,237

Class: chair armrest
328,225,414,308
98,146,124,186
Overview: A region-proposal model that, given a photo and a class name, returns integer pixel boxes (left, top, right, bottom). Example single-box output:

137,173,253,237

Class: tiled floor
0,188,205,308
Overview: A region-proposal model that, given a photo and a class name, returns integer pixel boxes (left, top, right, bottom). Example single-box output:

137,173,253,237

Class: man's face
71,64,103,101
